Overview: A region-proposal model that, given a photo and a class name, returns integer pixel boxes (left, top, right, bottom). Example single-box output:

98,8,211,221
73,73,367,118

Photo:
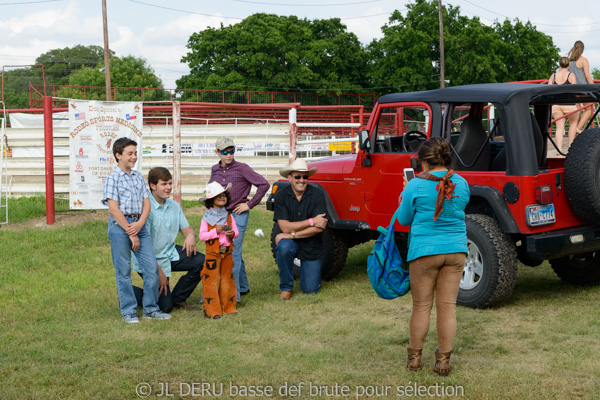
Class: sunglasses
293,175,309,180
220,149,235,155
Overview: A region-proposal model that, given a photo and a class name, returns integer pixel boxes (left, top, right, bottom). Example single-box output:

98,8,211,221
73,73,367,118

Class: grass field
1,200,600,399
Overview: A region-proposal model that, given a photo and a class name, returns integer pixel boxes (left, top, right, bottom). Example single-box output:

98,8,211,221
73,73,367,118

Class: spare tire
564,128,600,223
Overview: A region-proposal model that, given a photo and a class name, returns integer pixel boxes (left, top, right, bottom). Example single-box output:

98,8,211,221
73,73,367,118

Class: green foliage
35,45,112,86
368,0,559,93
592,68,600,81
178,14,368,94
493,19,559,81
2,66,45,109
56,55,165,101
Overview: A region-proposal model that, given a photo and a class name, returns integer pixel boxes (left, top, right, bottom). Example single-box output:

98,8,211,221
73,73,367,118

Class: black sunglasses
293,175,309,180
220,149,235,155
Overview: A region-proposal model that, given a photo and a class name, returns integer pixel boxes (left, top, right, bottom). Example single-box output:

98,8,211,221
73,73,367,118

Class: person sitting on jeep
273,158,328,300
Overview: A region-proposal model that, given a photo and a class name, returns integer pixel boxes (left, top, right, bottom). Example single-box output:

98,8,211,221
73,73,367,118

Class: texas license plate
526,204,556,226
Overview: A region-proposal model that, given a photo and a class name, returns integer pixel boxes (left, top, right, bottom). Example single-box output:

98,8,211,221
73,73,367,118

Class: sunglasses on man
293,175,309,180
220,149,235,155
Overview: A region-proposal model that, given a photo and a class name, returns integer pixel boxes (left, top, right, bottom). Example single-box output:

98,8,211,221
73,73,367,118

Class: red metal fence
29,83,377,109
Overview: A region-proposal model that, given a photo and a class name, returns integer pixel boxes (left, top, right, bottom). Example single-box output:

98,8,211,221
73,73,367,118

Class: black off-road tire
270,222,348,281
550,252,600,286
564,128,600,223
457,214,518,309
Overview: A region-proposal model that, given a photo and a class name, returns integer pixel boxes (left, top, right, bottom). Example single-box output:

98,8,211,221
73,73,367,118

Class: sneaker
123,313,140,324
142,310,171,320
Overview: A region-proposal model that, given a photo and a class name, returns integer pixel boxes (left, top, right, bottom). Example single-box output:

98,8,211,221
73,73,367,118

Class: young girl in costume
199,182,239,319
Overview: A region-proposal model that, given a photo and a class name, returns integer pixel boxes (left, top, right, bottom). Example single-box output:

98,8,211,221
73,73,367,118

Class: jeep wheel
550,252,600,285
458,215,518,309
270,222,348,281
564,128,600,223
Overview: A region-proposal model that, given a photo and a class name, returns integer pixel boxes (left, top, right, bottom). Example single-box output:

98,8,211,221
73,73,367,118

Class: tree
178,14,368,95
35,45,112,86
57,55,164,101
493,19,559,82
2,66,45,109
368,0,559,93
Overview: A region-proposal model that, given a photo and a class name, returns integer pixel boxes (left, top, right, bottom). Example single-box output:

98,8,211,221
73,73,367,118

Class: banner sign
68,100,143,210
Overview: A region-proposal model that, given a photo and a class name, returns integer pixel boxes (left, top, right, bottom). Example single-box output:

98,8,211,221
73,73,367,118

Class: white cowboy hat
199,181,232,202
279,158,318,178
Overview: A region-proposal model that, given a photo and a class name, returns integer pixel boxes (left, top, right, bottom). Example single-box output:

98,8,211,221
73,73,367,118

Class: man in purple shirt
209,136,270,301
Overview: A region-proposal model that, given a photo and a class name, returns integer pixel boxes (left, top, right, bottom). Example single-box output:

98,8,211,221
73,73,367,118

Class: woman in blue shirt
397,137,470,376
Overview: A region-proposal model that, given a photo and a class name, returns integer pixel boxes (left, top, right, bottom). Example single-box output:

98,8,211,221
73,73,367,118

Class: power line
458,0,600,27
129,0,392,22
128,0,243,20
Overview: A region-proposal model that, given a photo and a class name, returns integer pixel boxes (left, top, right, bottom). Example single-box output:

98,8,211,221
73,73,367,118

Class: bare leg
577,103,593,132
553,110,565,151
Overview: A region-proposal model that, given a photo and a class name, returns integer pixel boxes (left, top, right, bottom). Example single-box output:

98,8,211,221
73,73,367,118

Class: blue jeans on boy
276,239,322,294
232,211,250,300
108,215,159,316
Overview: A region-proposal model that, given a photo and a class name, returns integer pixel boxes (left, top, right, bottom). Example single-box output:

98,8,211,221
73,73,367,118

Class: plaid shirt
209,159,270,212
102,166,148,215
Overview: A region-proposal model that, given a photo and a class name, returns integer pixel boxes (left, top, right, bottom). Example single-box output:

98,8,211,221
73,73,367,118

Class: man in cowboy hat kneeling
273,158,329,300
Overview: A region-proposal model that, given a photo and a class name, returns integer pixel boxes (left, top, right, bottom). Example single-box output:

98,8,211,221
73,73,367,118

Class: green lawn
1,204,599,399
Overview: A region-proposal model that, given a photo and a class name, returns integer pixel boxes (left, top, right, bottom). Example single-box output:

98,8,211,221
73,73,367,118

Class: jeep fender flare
467,185,520,234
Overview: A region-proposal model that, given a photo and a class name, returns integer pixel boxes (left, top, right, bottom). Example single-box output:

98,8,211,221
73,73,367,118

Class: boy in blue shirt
103,137,171,323
131,167,205,312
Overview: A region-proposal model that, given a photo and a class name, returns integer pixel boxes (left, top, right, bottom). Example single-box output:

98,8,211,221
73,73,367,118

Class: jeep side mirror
358,130,370,151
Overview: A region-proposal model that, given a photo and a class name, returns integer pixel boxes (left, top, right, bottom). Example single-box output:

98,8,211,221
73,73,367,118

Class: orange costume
199,213,239,318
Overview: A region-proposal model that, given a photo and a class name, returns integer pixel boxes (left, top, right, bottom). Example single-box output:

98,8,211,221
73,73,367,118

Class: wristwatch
291,231,296,239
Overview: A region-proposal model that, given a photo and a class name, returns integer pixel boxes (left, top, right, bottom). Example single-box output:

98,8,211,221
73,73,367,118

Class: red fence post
44,96,55,224
172,101,182,205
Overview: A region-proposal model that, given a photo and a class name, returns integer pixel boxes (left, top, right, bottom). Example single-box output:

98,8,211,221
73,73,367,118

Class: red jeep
267,83,600,308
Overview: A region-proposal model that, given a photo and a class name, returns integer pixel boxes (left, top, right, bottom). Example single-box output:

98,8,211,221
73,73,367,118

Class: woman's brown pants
408,253,466,353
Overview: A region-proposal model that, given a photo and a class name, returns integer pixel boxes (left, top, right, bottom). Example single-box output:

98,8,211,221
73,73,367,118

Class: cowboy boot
433,349,452,376
406,347,423,371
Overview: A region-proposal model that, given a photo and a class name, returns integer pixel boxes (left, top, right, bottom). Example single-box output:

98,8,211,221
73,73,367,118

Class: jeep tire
550,252,600,285
458,214,518,309
564,127,600,223
270,222,348,281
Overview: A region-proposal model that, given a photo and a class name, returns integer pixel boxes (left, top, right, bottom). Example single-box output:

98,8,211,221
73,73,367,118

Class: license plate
526,204,556,226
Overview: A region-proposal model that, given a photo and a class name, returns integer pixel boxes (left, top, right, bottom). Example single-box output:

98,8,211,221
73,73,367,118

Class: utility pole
438,0,445,88
102,0,112,101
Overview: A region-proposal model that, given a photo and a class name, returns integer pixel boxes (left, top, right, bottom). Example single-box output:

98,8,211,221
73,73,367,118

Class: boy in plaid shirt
103,137,171,323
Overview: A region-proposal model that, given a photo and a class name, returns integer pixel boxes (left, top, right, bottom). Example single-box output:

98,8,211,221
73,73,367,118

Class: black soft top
378,83,600,105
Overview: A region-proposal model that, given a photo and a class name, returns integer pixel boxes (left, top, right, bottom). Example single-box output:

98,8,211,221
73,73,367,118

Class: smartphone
404,168,415,181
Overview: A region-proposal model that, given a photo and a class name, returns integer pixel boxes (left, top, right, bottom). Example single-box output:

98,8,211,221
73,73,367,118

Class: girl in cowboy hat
199,182,239,319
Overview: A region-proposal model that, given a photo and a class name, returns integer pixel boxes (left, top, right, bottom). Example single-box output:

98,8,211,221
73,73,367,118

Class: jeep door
361,102,432,229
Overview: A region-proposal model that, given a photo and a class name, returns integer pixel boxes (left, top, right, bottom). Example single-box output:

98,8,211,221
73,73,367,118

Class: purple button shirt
209,159,270,212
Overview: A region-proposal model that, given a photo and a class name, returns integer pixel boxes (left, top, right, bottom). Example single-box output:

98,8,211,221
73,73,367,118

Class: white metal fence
4,115,358,201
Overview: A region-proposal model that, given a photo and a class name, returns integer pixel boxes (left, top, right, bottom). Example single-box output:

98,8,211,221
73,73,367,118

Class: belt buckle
219,246,227,254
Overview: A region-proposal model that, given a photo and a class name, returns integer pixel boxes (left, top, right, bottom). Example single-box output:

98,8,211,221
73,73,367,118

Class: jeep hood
308,154,357,181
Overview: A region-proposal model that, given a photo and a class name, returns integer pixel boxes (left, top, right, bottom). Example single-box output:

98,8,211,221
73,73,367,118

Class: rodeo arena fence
1,96,369,224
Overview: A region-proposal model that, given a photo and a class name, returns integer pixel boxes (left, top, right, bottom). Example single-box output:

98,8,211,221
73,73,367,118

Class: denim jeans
133,245,204,312
276,239,322,293
232,211,250,300
108,215,159,316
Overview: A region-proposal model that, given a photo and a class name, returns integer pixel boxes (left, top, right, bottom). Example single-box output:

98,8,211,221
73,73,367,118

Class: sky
0,0,598,90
